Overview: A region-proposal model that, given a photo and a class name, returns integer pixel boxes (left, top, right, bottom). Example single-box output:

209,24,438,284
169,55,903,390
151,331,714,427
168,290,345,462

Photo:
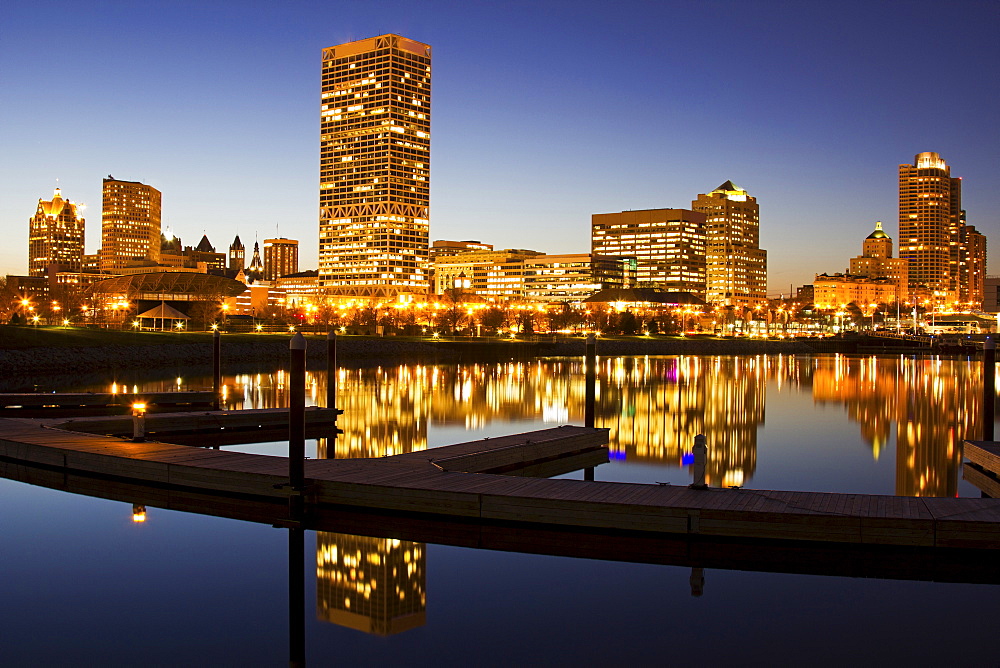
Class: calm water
2,354,997,665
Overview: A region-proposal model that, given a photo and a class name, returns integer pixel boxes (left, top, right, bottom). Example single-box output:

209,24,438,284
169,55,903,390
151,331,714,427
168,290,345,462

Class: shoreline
0,329,943,389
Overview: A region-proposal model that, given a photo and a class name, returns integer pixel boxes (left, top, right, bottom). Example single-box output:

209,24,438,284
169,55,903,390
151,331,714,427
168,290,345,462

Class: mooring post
131,402,147,443
289,526,305,668
689,567,705,597
585,333,596,428
326,330,337,410
289,333,306,493
690,433,707,489
212,329,222,410
984,336,996,441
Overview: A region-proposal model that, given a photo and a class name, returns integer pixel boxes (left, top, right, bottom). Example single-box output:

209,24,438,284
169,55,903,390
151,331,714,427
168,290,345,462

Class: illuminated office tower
691,181,766,308
956,211,987,307
28,188,85,276
591,208,706,297
898,152,962,304
99,176,161,272
263,237,298,281
319,34,431,298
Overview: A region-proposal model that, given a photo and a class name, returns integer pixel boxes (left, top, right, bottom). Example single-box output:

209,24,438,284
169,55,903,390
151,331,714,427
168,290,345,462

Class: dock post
689,567,705,597
985,337,996,441
690,434,707,489
326,330,337,410
212,329,221,410
584,333,596,428
289,333,306,494
289,526,305,668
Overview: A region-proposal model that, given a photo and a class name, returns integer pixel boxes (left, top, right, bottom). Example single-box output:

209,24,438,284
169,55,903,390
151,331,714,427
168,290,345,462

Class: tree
480,306,507,334
619,310,639,335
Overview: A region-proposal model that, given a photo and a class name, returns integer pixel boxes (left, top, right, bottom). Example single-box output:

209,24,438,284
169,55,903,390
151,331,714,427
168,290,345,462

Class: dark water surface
2,354,997,665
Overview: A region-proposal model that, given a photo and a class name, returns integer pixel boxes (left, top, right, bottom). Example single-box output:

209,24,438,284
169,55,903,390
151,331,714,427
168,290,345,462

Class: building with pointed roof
229,235,245,272
29,188,85,276
247,241,264,282
691,181,767,308
848,221,908,303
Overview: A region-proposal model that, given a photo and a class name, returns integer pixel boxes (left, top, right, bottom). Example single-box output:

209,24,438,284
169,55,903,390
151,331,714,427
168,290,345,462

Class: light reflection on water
3,353,999,660
83,354,993,497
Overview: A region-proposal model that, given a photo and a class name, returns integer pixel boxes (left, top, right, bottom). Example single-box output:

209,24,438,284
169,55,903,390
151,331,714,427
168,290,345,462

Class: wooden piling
289,333,306,491
985,337,995,442
584,334,596,429
326,331,337,411
212,329,221,410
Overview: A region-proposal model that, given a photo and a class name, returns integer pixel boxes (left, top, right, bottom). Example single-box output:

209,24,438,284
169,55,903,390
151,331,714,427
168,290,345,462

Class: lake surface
2,354,997,665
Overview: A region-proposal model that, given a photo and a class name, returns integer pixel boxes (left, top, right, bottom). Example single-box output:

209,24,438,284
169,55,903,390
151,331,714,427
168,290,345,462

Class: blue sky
2,0,997,295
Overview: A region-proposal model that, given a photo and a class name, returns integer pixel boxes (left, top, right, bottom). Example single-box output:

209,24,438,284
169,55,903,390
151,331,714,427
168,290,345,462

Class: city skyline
2,1,997,294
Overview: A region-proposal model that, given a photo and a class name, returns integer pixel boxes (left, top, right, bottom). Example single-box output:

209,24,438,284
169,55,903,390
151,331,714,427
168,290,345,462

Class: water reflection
316,533,426,636
106,354,993,496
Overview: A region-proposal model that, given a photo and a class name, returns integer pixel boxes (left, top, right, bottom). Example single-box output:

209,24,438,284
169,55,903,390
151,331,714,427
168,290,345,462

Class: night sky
2,0,997,295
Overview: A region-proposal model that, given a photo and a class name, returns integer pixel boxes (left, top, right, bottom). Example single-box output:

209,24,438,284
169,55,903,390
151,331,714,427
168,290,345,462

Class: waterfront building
432,248,542,298
99,176,162,273
691,181,767,308
318,34,432,298
848,221,909,303
591,208,707,297
228,236,245,271
28,188,85,277
263,238,299,281
813,273,898,311
429,240,493,260
898,152,986,307
522,253,634,302
956,212,987,307
984,276,1000,312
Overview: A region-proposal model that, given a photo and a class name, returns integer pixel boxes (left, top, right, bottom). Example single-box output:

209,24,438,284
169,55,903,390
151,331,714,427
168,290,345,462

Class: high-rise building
956,211,987,307
691,181,767,308
228,235,245,272
263,238,299,281
28,188,85,276
99,176,161,272
591,208,707,297
898,152,962,305
319,34,431,298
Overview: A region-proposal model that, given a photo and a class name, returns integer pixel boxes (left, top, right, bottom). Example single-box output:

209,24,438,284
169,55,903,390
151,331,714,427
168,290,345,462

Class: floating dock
2,416,1000,549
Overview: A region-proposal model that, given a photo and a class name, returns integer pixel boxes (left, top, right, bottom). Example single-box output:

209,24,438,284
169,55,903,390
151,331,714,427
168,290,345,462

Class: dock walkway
2,417,1000,549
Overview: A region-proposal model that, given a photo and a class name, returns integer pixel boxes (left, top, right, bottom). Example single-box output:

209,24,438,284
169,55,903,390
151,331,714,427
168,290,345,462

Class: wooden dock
2,417,1000,549
0,391,224,417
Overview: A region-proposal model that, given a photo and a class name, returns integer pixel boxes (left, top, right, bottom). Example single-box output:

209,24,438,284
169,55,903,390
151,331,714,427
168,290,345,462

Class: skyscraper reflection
134,353,987,497
315,533,426,636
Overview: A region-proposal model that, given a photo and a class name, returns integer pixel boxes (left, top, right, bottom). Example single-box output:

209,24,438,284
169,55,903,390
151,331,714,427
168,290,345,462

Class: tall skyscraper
28,188,85,276
318,34,431,298
99,176,161,272
691,181,767,307
263,237,299,281
591,208,707,296
898,152,962,304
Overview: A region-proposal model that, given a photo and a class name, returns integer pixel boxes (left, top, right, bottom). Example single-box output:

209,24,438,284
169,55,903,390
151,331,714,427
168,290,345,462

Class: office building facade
99,176,161,272
263,238,299,281
591,208,707,297
691,181,766,308
28,188,85,276
319,34,431,298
